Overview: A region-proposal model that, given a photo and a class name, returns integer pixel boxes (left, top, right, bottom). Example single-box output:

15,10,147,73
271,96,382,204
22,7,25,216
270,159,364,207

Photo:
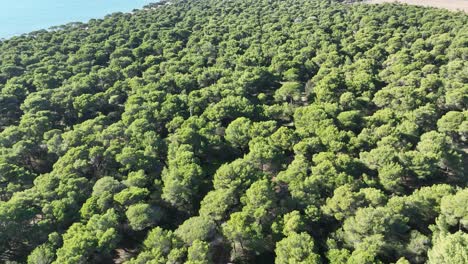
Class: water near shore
0,0,156,39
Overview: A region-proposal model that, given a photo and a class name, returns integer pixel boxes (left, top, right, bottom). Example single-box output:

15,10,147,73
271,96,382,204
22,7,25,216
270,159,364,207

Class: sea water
0,0,157,39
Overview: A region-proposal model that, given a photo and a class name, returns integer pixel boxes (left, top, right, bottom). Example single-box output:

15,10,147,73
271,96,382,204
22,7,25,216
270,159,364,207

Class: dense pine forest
0,0,467,263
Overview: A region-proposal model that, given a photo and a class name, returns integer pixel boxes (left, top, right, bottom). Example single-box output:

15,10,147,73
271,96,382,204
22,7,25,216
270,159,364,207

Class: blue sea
0,0,157,39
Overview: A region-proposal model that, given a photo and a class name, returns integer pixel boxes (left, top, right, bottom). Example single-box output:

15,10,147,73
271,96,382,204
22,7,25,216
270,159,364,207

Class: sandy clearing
364,0,468,12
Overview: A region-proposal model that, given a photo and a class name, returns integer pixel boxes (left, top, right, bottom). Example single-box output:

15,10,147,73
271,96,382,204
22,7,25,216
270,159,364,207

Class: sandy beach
365,0,468,12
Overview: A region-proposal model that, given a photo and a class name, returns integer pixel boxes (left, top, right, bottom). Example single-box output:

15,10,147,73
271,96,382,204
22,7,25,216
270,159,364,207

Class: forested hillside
0,0,467,263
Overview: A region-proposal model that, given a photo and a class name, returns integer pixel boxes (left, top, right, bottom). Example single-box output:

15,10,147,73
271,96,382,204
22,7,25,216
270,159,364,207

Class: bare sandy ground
364,0,468,12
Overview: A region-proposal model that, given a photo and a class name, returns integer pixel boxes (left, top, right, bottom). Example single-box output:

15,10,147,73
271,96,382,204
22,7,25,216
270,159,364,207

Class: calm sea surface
0,0,156,38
